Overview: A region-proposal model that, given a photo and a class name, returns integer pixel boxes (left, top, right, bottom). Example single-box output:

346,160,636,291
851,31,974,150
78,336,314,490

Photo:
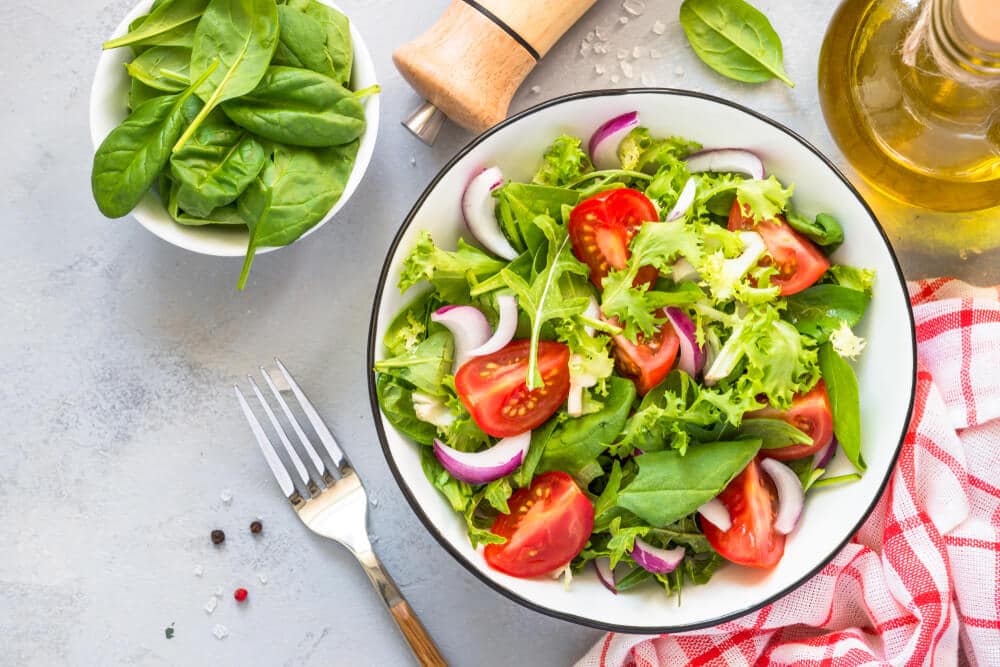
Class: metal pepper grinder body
394,0,598,144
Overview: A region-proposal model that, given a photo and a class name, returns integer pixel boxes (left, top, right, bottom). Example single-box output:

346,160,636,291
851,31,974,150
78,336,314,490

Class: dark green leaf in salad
786,211,844,249
678,0,794,87
783,284,870,343
818,343,865,472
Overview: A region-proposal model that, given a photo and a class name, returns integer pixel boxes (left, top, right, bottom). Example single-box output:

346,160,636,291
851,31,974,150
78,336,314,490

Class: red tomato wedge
728,200,829,296
702,460,786,568
568,189,660,288
612,310,680,395
454,340,570,438
748,381,835,461
484,471,594,578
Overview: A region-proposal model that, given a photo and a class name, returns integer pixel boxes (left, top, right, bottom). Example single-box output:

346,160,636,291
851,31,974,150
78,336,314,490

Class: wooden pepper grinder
394,0,599,144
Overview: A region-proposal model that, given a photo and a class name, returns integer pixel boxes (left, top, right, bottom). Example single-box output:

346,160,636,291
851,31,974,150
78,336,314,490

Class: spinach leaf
737,417,812,449
236,140,359,288
618,128,701,174
499,216,590,388
128,78,169,110
164,173,247,225
92,72,209,218
538,377,636,484
104,0,208,50
678,0,793,87
169,112,266,217
287,0,353,85
786,211,844,249
373,331,454,396
818,343,865,471
176,0,280,152
375,374,438,446
494,183,581,256
125,46,192,91
784,285,870,343
273,4,335,77
222,66,374,147
617,439,761,527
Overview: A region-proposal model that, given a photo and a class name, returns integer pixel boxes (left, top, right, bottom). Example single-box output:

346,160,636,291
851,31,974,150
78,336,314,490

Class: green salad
375,116,873,596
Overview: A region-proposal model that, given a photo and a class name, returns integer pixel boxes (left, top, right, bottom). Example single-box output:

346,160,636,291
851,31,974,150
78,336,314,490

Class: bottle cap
955,0,1000,50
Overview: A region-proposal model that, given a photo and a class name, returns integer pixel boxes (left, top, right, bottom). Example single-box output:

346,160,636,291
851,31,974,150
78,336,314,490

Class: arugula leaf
499,216,589,388
783,285,870,343
736,176,794,222
679,0,794,87
818,343,865,471
538,377,636,484
398,231,506,303
828,265,876,295
593,460,624,524
617,439,761,527
737,417,812,449
607,517,650,568
786,211,844,248
618,128,701,174
533,135,592,187
373,331,453,396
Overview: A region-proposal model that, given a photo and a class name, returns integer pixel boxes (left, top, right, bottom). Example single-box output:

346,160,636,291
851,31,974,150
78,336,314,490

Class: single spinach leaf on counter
272,4,335,77
737,417,812,449
169,112,266,217
236,140,358,289
784,285,870,343
617,438,761,527
786,211,844,249
538,377,636,485
818,343,865,472
92,77,207,218
222,66,374,147
126,45,192,91
175,0,280,152
287,0,353,85
374,374,438,446
103,0,208,50
374,330,454,397
679,0,794,87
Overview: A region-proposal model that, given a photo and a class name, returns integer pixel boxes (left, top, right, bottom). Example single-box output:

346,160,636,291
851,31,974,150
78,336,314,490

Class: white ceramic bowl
368,90,916,632
89,0,379,257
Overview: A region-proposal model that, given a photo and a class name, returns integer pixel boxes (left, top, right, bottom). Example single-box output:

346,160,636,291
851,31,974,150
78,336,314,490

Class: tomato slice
748,381,835,461
611,310,680,395
484,471,594,578
454,340,570,438
568,189,660,288
702,459,786,568
728,200,829,296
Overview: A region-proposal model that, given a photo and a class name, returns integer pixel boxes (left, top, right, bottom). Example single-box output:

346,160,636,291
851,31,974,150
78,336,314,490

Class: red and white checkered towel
578,279,1000,667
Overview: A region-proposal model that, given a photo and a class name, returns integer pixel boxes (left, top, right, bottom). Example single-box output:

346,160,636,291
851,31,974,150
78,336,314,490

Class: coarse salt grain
632,46,642,59
594,64,606,75
620,61,635,78
204,597,218,614
586,31,596,42
593,43,608,54
214,585,223,597
219,489,233,504
212,624,228,640
622,0,645,15
618,16,629,25
193,565,203,577
610,74,621,83
675,65,685,76
258,572,268,585
530,85,541,94
652,20,666,35
595,26,608,41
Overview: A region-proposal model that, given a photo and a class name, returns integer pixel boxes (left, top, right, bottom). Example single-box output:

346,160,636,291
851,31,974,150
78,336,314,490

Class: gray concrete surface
2,1,997,666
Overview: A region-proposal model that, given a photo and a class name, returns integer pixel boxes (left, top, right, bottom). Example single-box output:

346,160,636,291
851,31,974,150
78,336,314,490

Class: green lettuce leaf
533,134,592,187
398,230,506,303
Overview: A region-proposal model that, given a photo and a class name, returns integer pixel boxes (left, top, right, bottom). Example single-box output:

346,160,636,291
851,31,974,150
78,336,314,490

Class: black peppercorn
250,520,262,534
210,529,225,545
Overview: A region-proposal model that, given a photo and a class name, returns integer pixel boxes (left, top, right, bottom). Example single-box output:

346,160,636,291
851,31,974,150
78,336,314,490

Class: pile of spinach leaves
92,0,378,288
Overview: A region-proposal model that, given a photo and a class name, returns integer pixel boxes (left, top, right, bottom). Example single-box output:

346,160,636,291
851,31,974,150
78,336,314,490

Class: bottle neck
926,0,1000,79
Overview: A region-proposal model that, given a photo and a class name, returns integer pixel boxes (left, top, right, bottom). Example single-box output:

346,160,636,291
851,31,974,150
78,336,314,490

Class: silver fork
235,359,447,667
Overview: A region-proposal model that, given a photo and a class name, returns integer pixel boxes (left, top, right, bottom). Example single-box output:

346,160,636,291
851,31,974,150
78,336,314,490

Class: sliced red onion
630,537,685,574
432,432,531,484
761,458,805,535
813,437,837,469
589,111,639,170
468,295,518,357
697,498,731,532
462,167,517,261
411,392,456,428
686,148,765,180
665,177,697,221
594,558,617,594
432,305,491,370
665,307,704,377
671,258,700,283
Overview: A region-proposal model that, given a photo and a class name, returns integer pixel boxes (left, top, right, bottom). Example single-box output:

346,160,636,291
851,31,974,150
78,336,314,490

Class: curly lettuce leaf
398,230,506,303
735,175,794,223
533,134,592,187
618,127,701,174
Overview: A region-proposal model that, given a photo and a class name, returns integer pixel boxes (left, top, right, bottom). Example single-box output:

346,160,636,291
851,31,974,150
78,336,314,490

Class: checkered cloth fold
577,279,1000,667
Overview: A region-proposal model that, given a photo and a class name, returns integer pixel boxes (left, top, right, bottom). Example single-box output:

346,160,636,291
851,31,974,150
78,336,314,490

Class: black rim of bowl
366,88,917,634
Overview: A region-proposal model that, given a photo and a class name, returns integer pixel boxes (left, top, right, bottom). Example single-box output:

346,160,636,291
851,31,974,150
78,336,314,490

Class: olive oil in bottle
818,0,1000,212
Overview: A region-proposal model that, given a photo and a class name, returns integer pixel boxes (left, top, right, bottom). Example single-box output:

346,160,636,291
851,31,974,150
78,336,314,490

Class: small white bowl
89,0,379,257
368,89,916,633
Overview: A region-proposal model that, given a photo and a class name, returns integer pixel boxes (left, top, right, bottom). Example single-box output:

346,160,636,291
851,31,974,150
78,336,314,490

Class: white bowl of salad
368,90,915,632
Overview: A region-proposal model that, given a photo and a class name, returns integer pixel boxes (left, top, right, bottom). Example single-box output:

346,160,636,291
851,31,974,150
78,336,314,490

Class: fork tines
235,358,348,508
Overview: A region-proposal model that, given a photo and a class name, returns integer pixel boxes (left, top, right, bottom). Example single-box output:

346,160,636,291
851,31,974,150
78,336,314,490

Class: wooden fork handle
357,548,447,666
389,599,448,667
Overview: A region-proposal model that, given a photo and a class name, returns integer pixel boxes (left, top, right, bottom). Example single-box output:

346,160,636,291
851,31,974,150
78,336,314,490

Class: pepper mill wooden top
394,0,598,136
